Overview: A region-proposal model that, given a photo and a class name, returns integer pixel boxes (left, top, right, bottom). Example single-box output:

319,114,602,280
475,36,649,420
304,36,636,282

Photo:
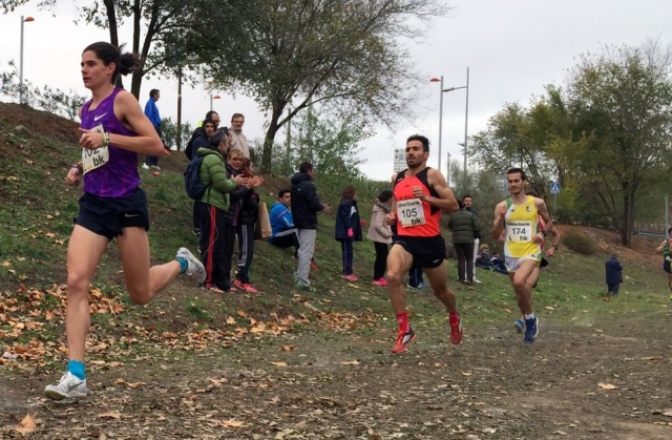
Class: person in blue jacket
605,252,623,295
335,185,362,282
143,89,164,169
268,189,300,256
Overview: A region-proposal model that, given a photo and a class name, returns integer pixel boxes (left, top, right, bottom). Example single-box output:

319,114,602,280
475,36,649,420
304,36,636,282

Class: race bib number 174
506,221,533,242
397,198,426,227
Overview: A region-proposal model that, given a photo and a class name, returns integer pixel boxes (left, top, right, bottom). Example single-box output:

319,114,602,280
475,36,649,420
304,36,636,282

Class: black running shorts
75,188,150,240
393,235,446,269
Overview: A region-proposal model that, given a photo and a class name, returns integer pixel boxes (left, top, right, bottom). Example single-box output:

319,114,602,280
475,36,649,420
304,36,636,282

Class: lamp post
429,76,445,173
442,67,470,175
19,15,35,105
210,94,221,111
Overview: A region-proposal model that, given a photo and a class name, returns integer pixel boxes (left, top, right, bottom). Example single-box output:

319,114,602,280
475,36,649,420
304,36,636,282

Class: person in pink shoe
335,185,362,282
368,189,393,286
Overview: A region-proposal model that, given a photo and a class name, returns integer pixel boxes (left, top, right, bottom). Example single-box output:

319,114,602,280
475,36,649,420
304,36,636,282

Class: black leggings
373,241,389,279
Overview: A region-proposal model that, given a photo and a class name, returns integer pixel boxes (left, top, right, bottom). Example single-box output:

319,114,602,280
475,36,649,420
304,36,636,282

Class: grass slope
3,102,672,439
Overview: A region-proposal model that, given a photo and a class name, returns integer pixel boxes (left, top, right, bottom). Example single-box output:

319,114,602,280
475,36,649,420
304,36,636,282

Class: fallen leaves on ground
12,414,36,435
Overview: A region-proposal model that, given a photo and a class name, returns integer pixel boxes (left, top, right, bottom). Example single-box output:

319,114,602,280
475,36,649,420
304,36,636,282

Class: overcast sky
1,1,671,181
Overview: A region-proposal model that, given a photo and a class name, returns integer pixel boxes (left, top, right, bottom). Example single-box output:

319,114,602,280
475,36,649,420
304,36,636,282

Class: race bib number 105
506,221,533,242
82,124,109,175
397,198,426,227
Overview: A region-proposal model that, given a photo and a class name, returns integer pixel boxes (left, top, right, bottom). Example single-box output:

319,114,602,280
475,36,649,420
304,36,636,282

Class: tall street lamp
19,15,35,105
429,76,445,174
210,94,221,111
442,67,470,175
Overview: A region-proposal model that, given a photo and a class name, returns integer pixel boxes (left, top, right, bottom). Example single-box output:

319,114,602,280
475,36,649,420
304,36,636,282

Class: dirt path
2,317,672,440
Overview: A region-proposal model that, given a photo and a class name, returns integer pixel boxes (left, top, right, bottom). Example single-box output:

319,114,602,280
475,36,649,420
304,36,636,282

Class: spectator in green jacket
194,129,248,292
447,200,481,286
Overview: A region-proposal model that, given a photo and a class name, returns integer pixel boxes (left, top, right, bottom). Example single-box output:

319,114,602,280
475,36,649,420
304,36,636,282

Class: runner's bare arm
422,169,459,213
655,239,668,254
535,197,554,232
545,226,561,257
492,202,507,239
78,90,162,155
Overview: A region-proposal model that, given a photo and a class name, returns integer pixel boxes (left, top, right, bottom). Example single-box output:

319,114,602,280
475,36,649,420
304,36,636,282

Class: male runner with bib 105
492,168,555,344
385,134,463,354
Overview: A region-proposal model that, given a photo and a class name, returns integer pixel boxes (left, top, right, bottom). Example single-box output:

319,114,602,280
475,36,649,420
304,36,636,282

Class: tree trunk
103,0,123,89
261,101,287,174
620,188,632,247
130,0,142,99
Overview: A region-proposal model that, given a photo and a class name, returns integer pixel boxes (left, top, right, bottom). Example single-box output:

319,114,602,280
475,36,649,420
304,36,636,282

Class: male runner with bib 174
385,134,463,354
44,42,206,400
492,168,555,344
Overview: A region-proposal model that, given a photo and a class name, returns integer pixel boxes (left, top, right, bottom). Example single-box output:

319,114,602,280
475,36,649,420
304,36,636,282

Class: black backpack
184,127,203,160
184,155,212,200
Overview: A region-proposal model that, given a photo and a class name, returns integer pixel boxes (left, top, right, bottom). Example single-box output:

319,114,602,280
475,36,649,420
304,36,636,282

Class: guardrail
632,231,667,239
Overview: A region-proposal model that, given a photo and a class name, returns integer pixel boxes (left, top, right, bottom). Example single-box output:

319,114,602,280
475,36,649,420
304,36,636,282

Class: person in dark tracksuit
195,130,248,293
605,253,623,295
335,185,362,282
225,150,264,293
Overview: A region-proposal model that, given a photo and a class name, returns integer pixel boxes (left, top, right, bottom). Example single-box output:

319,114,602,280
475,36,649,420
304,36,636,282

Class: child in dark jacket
335,185,362,282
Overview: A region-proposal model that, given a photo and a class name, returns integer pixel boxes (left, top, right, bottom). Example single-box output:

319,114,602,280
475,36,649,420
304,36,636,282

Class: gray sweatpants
296,229,316,287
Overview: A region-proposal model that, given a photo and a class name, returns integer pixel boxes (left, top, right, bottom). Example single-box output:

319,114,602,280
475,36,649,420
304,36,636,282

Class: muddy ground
1,306,672,440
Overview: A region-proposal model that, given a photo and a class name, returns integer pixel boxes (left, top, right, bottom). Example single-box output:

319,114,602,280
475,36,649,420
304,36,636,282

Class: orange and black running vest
393,167,441,237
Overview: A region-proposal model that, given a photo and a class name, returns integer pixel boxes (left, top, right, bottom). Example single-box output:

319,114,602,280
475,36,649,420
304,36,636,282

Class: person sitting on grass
268,189,300,256
475,243,493,270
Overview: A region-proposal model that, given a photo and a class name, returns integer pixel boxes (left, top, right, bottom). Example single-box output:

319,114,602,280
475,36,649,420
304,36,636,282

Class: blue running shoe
514,319,524,333
523,317,539,344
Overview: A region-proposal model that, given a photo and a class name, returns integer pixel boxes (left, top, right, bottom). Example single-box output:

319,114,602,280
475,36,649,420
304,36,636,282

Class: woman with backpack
194,129,248,293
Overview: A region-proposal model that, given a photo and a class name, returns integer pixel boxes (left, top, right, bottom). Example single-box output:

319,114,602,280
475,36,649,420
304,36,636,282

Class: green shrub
563,230,598,255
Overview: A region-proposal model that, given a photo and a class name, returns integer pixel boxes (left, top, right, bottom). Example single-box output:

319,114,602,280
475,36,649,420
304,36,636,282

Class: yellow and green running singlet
503,196,541,258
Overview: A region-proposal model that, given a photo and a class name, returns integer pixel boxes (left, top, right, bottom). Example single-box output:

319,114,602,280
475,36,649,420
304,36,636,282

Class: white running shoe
473,277,482,284
141,163,150,170
177,247,206,284
44,372,88,400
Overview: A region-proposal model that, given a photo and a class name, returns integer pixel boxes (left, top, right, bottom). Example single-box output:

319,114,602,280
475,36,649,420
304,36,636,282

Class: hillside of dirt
2,101,672,440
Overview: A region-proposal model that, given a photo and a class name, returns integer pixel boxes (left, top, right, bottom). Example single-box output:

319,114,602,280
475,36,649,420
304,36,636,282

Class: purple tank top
80,87,141,198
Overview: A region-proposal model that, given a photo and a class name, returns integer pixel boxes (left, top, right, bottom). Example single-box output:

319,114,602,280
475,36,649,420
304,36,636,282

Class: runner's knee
512,277,527,291
386,270,403,286
126,285,151,305
66,271,91,298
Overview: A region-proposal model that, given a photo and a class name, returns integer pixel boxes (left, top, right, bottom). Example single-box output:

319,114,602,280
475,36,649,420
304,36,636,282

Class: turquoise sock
176,257,188,273
67,360,86,380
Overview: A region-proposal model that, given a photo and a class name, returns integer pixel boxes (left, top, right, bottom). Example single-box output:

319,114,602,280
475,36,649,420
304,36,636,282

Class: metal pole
463,67,470,175
209,94,212,111
19,16,24,105
446,152,451,187
438,75,444,173
665,193,669,233
177,66,183,150
285,107,291,173
554,193,557,213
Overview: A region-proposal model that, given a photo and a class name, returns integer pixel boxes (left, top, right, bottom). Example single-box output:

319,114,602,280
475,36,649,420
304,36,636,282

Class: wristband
71,164,82,172
103,131,110,147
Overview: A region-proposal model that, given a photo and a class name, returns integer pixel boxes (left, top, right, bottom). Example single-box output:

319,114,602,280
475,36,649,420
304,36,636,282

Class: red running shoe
391,327,416,354
449,313,463,345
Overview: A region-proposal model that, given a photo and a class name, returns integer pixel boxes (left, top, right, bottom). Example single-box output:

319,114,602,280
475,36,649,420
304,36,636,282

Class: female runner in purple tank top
44,42,207,401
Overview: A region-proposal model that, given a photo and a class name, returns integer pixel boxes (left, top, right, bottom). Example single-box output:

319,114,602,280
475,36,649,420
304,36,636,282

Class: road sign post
393,149,405,173
550,182,561,212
